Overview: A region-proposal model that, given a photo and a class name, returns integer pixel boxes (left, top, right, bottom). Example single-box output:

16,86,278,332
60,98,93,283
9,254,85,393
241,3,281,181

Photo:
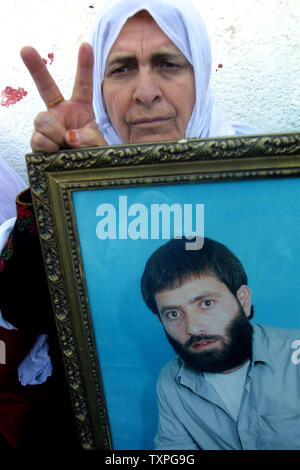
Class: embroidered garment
0,190,54,333
0,202,52,386
0,189,79,449
0,212,51,446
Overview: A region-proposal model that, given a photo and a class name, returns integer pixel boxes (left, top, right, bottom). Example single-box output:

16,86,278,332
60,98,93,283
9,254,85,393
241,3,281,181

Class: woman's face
102,11,196,144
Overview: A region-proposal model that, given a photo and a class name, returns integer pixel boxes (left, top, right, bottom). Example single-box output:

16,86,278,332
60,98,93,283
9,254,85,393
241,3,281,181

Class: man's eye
200,300,214,308
166,310,181,320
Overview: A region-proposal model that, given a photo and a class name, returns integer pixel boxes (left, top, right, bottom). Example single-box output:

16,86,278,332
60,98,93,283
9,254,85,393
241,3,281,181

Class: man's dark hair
141,237,254,319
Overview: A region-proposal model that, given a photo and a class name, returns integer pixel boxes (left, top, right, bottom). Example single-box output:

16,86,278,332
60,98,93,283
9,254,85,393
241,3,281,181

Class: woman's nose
132,69,162,107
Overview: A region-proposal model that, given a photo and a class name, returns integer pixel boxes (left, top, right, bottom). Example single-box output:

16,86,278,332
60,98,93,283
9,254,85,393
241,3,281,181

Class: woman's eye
161,61,179,69
111,65,129,75
109,62,138,78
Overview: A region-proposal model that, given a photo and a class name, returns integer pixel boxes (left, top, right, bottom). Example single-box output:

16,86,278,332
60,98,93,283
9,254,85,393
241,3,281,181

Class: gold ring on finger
47,95,65,108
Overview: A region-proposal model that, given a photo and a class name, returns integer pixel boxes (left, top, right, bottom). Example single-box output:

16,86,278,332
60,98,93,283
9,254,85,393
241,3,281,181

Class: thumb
65,127,107,148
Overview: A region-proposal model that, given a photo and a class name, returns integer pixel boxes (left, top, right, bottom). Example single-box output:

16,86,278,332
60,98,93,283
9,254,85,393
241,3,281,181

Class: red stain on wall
1,51,54,106
1,87,28,107
48,53,54,65
43,52,55,66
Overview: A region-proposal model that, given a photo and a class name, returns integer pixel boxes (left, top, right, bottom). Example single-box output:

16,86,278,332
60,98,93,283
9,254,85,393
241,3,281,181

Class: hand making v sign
20,43,107,152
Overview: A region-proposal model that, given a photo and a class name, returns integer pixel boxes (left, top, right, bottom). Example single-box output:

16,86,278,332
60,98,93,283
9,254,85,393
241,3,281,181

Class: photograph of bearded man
141,237,300,450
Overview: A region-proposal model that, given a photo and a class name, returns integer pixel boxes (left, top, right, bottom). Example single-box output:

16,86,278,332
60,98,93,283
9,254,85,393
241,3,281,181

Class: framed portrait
26,132,300,451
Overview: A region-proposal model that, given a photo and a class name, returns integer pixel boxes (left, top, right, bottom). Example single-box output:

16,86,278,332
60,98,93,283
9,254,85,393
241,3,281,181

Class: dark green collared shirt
155,324,300,450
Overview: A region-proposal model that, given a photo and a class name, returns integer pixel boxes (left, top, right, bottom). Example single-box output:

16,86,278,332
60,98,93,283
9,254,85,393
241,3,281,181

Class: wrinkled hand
21,43,107,152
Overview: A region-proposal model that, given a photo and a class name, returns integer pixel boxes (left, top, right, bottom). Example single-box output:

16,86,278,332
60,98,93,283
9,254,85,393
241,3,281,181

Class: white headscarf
0,157,26,225
91,0,258,144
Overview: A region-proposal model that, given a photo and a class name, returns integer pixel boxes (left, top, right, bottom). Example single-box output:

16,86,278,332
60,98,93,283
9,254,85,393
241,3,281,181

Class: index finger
20,46,63,107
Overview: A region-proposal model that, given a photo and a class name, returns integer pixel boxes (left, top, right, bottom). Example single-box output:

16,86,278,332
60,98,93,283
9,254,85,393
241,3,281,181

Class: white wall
0,0,299,184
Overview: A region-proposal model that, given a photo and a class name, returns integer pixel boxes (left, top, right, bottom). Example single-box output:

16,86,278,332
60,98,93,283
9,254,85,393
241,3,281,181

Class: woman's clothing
0,156,26,225
0,190,80,449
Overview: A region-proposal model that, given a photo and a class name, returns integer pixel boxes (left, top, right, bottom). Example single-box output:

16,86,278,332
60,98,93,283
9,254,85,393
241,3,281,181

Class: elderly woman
22,0,255,153
0,0,255,451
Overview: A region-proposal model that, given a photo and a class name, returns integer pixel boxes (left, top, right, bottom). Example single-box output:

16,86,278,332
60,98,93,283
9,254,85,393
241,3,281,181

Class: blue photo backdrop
72,176,300,450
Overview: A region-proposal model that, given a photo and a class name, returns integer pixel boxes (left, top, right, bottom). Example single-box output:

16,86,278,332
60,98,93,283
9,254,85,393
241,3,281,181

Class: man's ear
236,285,252,317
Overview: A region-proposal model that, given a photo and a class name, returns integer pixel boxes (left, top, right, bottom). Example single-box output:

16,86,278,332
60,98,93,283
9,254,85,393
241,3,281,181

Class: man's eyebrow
159,291,222,314
189,292,222,305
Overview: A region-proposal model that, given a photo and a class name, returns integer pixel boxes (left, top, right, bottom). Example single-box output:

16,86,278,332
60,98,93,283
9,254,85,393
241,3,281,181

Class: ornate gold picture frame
26,132,300,450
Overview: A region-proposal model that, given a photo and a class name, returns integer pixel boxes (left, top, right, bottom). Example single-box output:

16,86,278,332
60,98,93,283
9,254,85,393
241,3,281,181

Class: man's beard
165,304,253,373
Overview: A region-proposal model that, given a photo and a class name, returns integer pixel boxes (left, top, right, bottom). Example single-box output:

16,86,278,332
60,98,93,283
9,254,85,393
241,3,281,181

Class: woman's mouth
130,117,172,126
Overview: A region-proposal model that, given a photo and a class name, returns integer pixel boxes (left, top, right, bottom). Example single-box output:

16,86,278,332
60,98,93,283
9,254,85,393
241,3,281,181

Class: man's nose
185,311,206,337
133,69,162,107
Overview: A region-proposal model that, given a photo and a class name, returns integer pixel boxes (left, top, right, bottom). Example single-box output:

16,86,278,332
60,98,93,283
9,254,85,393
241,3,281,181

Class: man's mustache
185,335,222,349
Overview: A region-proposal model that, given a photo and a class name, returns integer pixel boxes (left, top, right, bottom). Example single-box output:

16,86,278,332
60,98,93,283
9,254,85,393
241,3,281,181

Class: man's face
154,274,253,373
102,11,196,144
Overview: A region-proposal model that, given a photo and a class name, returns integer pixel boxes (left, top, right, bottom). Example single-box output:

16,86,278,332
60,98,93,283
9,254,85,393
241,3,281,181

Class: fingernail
68,130,77,143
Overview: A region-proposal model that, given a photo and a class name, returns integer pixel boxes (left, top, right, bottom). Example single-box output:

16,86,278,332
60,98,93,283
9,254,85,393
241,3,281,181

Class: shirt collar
251,323,276,371
176,358,202,390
